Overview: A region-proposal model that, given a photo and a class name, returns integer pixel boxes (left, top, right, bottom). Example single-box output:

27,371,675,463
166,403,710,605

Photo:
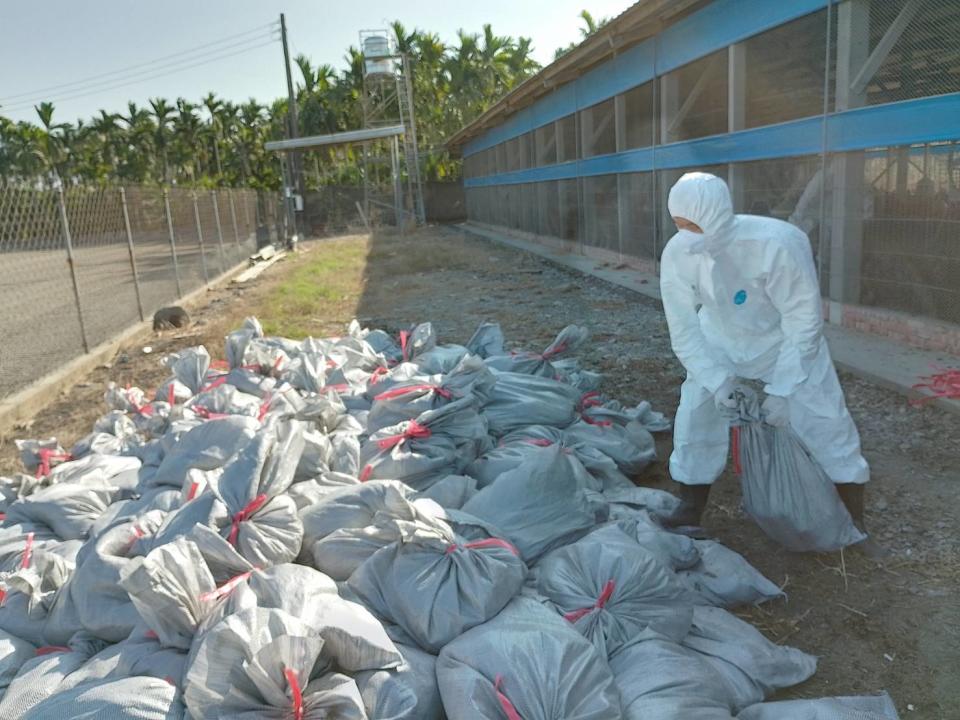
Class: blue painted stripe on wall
464,93,960,188
828,93,960,151
654,0,828,75
463,0,830,157
576,41,657,111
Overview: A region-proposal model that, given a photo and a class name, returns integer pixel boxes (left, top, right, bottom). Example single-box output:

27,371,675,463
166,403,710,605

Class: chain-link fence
463,0,960,338
0,184,280,401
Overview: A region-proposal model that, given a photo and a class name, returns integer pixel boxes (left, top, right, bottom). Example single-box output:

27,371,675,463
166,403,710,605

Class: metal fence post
211,190,227,273
56,186,90,353
162,189,183,298
228,189,242,255
192,191,209,283
119,187,145,321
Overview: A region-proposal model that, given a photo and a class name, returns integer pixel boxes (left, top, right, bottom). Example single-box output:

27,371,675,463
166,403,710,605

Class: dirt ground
1,226,958,717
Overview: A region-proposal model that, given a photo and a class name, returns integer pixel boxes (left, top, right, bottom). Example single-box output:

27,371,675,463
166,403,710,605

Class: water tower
358,30,425,226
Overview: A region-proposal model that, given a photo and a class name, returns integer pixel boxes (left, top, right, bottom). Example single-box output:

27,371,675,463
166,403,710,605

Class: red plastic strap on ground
494,675,522,720
446,537,520,556
359,465,373,483
399,330,411,362
21,532,34,570
187,481,200,501
377,420,431,450
911,367,960,405
228,495,269,546
167,384,176,406
199,569,255,603
35,646,70,656
731,426,742,476
374,384,452,402
564,579,616,624
370,366,389,384
284,667,304,720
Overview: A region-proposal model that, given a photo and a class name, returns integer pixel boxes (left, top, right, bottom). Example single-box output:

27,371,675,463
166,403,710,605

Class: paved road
0,232,255,400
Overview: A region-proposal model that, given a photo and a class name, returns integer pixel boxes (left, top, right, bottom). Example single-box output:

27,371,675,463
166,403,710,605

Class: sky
0,0,633,126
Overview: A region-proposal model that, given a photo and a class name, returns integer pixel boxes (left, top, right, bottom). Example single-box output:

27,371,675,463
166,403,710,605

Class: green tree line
0,12,605,190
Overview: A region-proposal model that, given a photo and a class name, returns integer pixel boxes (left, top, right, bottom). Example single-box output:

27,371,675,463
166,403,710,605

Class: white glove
713,378,738,416
762,394,790,427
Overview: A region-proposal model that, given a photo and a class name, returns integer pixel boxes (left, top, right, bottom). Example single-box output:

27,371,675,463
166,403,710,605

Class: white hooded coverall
660,172,869,487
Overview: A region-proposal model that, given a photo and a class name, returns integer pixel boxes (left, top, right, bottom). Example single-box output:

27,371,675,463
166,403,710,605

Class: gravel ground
1,226,957,717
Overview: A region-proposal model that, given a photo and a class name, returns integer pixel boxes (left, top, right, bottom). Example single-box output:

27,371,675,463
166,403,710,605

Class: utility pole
280,13,302,239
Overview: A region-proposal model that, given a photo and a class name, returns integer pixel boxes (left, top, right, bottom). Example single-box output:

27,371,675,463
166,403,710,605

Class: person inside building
659,171,880,555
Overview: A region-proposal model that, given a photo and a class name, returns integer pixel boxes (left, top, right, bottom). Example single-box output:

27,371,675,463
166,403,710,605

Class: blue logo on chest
734,290,747,305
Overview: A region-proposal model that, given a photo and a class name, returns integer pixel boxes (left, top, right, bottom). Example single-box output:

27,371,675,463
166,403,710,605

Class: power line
0,22,279,104
0,39,279,114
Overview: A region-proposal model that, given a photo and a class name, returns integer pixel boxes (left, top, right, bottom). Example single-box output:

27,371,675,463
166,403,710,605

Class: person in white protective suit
660,172,874,545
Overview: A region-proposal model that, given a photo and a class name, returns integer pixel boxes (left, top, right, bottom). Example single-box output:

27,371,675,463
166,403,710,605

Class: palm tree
120,102,154,182
33,102,68,184
202,92,225,178
0,18,544,187
555,9,612,59
172,98,203,181
148,97,174,183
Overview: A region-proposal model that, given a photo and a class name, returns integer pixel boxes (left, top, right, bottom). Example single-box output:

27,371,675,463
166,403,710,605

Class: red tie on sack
494,675,523,720
541,341,568,360
731,426,742,476
445,538,520,557
227,495,269,546
376,420,432,450
578,391,612,427
399,330,411,362
21,532,34,570
199,569,256,603
374,384,452,402
284,667,304,720
35,449,72,479
563,580,616,624
35,646,71,656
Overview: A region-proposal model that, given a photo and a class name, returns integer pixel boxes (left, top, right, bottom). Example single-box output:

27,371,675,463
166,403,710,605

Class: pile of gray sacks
0,318,900,719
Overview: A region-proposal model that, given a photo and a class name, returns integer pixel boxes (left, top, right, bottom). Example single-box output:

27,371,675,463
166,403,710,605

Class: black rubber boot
835,483,888,559
835,483,864,526
665,483,712,534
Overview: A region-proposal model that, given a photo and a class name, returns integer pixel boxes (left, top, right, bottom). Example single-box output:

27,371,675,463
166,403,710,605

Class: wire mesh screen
124,186,179,315
856,142,960,323
0,187,84,400
861,0,960,107
63,186,141,348
581,175,619,254
0,184,278,401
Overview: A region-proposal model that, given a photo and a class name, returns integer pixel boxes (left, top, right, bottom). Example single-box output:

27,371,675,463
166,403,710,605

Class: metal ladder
396,56,426,225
